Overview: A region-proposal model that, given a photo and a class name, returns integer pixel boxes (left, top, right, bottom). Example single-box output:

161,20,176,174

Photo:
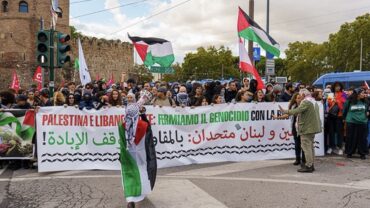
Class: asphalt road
0,156,370,208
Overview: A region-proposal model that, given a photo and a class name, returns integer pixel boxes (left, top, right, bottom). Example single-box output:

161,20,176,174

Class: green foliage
131,64,154,84
284,13,370,84
178,46,240,81
69,26,82,39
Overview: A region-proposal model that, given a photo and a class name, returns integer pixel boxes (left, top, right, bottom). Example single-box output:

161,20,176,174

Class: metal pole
266,0,270,34
248,0,254,64
266,0,270,82
222,64,224,80
49,29,55,96
360,38,363,71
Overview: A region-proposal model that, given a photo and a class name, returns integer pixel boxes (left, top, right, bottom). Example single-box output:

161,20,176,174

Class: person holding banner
119,91,156,208
279,89,322,173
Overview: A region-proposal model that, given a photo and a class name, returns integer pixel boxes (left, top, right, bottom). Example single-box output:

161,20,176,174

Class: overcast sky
70,0,370,63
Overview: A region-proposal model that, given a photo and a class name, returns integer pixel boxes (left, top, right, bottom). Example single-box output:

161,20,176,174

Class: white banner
36,103,324,172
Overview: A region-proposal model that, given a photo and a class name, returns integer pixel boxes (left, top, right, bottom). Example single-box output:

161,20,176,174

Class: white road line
148,179,228,208
167,160,292,176
0,174,369,191
161,175,370,190
0,165,8,176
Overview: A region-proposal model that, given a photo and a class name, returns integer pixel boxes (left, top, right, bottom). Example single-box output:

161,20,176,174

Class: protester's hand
172,105,176,108
191,106,195,109
74,105,79,108
63,104,68,108
108,104,112,107
211,103,214,106
181,104,185,108
159,105,163,108
272,115,279,120
35,106,40,113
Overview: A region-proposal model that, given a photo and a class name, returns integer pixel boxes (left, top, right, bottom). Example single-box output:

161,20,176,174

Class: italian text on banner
36,103,324,172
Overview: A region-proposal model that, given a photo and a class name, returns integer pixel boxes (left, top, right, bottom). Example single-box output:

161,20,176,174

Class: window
2,1,8,12
19,1,28,13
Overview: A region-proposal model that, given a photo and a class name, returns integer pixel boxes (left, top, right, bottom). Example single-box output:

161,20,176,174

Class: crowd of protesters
1,77,369,170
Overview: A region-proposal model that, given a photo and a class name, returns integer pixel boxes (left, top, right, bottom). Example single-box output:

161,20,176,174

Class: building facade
0,0,133,90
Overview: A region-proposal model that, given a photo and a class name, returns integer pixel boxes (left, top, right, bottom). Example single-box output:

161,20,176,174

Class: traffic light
56,32,71,68
36,30,51,67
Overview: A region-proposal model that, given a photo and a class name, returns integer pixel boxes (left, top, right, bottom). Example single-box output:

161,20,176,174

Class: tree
255,57,287,77
181,46,240,81
69,26,82,39
285,41,331,83
130,64,153,84
328,13,370,71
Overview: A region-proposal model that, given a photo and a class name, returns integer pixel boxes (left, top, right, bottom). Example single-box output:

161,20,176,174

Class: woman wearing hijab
118,91,157,208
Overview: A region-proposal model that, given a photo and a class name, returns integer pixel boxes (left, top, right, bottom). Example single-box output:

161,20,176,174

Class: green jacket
285,100,322,136
343,100,368,125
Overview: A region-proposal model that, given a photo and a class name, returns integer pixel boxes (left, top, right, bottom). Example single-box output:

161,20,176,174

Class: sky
69,0,370,63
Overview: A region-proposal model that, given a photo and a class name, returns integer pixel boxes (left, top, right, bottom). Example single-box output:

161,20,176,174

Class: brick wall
0,0,133,90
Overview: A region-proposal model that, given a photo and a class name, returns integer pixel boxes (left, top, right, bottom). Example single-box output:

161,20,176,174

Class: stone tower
0,0,69,90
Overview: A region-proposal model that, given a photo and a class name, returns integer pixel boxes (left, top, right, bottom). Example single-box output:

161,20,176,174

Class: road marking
148,179,227,208
167,160,292,176
346,180,370,189
0,165,8,176
161,175,370,190
0,174,369,191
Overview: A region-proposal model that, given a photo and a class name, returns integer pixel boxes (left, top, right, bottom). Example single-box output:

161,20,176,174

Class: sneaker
297,165,314,173
326,148,333,155
293,161,300,166
360,155,366,160
338,149,343,156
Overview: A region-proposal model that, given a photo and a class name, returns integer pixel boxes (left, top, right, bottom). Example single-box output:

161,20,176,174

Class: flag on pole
37,82,42,91
74,58,79,70
107,73,114,86
10,70,20,92
33,66,42,83
239,39,265,90
128,34,175,67
237,7,280,57
78,38,92,86
50,0,60,29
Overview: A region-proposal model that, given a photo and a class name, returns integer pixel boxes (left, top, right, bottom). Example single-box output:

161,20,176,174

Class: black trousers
293,134,306,163
328,116,344,149
345,123,369,156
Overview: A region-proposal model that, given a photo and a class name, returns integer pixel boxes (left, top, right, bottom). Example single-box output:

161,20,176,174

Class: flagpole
360,38,363,71
248,0,254,65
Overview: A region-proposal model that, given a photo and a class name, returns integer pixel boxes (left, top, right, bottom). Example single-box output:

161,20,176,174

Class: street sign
265,59,275,76
149,66,174,74
253,47,261,61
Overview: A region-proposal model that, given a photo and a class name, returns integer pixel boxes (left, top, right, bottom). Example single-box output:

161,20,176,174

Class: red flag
60,80,65,88
239,39,265,90
33,66,42,83
37,82,42,91
107,72,114,86
10,70,20,92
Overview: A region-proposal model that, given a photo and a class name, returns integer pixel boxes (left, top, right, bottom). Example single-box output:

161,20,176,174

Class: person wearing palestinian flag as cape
118,90,157,208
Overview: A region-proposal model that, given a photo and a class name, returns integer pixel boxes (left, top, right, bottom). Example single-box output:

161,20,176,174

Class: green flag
74,58,79,70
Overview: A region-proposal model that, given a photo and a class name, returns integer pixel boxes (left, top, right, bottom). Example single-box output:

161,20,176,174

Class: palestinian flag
238,7,280,57
239,39,265,90
118,120,157,202
128,34,175,67
0,110,35,158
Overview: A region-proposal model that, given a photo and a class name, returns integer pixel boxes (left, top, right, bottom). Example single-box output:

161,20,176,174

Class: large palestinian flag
238,7,280,57
128,34,175,67
0,110,35,158
239,39,265,90
118,120,157,202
